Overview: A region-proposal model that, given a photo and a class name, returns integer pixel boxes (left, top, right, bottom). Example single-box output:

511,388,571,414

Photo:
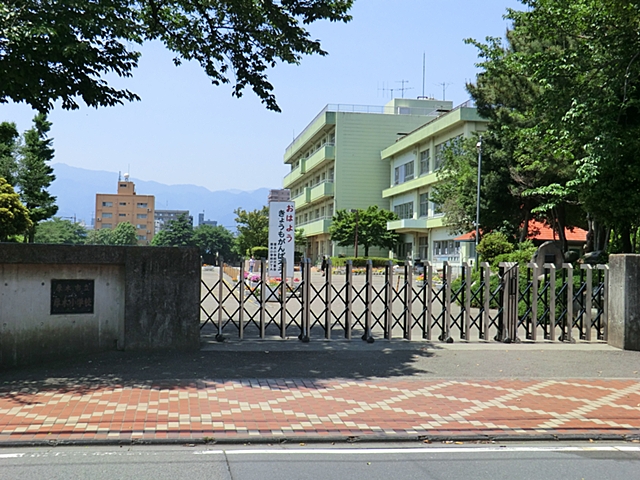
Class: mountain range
50,163,270,229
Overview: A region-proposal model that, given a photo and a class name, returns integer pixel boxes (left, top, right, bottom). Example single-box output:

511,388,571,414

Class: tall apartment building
198,213,217,227
95,175,155,245
283,98,452,261
155,210,192,233
381,101,488,267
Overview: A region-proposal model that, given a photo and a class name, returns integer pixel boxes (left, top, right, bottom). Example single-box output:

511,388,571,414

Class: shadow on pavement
0,340,438,398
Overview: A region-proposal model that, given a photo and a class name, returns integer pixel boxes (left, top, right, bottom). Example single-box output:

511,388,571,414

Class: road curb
1,433,638,448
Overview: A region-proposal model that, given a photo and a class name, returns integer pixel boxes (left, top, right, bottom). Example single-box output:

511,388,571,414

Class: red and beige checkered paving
1,379,639,442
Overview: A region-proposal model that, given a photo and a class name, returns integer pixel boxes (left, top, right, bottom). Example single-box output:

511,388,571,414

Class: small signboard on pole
268,190,295,279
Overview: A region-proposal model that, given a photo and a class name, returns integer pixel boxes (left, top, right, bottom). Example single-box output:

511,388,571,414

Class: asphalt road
0,444,639,480
2,342,639,387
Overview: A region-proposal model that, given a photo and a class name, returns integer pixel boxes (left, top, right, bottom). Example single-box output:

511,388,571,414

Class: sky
0,0,521,192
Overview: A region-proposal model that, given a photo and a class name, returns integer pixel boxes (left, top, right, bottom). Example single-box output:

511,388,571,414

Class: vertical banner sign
268,201,295,279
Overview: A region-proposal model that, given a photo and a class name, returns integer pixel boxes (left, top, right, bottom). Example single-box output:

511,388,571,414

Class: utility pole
475,136,483,269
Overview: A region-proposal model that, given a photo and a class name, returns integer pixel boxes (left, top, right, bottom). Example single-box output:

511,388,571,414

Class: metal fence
200,259,608,344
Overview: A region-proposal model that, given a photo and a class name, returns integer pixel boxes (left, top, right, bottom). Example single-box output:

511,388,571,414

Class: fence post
280,258,287,339
345,260,353,340
482,262,491,341
582,264,593,342
325,257,332,339
601,264,609,342
547,263,556,342
444,262,452,342
464,262,471,341
239,257,245,340
363,260,374,343
299,258,311,342
424,262,433,340
405,261,413,340
564,263,573,343
529,263,538,342
216,256,225,342
385,261,394,339
259,259,267,339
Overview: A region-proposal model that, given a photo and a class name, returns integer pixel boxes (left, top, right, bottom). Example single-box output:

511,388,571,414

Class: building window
419,237,428,259
137,202,148,208
119,202,127,206
102,213,113,219
431,200,443,216
102,223,112,229
136,224,146,229
419,193,429,217
420,149,430,175
393,202,414,220
394,161,415,185
435,135,463,171
102,201,113,207
120,183,127,188
137,214,147,219
404,161,414,181
137,235,147,240
433,240,460,258
119,213,127,217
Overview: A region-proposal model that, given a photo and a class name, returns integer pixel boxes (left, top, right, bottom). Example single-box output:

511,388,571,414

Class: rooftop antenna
435,82,453,101
118,171,121,182
378,83,395,98
422,52,426,98
396,80,413,98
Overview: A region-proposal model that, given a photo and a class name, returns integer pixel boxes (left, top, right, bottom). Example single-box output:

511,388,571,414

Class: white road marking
193,445,640,455
0,453,25,458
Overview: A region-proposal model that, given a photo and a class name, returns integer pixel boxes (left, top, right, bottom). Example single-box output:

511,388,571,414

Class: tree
0,0,353,112
193,224,235,264
0,121,19,186
0,177,31,242
85,228,113,245
329,206,399,257
234,206,269,256
18,113,58,243
448,24,585,251
110,222,138,245
463,0,640,253
85,222,137,245
151,213,193,246
34,218,87,244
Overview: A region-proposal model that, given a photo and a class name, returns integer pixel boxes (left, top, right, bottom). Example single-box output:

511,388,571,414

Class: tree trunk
621,222,633,253
364,245,369,257
552,208,568,253
519,210,531,244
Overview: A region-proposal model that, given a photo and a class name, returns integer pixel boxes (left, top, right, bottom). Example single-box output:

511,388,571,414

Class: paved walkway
2,377,639,444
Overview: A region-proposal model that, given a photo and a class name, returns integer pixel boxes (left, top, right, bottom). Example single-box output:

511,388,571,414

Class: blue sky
0,0,520,192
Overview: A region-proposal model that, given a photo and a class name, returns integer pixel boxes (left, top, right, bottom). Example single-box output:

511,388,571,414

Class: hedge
329,257,397,268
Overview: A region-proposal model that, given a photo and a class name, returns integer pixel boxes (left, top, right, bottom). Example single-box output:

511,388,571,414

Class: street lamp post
475,136,482,269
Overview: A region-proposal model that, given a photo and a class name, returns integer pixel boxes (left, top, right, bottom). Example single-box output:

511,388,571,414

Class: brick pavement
1,378,639,444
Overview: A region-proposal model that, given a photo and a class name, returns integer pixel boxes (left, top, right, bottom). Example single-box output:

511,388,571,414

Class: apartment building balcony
426,215,445,229
309,181,334,203
298,216,332,236
293,188,311,209
381,171,438,198
387,218,427,232
305,144,335,173
283,161,306,188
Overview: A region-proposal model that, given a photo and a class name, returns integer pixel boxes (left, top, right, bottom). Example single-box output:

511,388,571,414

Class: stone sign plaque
50,279,95,315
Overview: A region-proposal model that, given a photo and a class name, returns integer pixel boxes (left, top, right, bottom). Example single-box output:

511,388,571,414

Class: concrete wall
0,244,201,368
608,254,640,351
